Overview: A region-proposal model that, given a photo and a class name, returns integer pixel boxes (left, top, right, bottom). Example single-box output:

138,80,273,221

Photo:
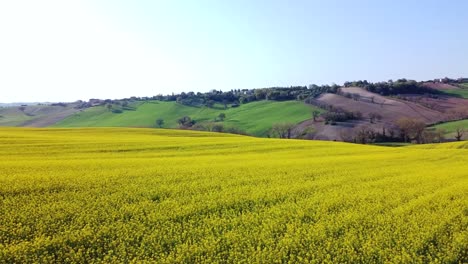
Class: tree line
127,78,442,108
344,79,441,96
77,77,464,111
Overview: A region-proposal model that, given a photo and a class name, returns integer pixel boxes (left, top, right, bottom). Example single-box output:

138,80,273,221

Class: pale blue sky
0,0,467,102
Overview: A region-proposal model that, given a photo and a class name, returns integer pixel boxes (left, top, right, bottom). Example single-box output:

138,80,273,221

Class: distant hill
293,86,467,142
1,78,467,142
0,102,50,107
52,100,318,137
423,82,468,98
0,103,81,127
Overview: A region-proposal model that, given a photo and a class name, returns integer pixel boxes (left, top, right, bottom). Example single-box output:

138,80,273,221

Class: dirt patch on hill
398,95,468,115
317,91,444,124
294,119,373,141
21,107,81,127
295,87,467,141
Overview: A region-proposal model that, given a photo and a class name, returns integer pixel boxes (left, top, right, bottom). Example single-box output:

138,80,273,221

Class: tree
155,119,164,128
312,110,320,122
396,118,426,143
368,112,382,123
421,130,437,144
205,100,215,108
217,113,226,121
339,129,354,142
178,116,194,128
354,125,376,144
106,103,113,111
270,123,295,139
434,128,445,143
192,122,224,132
211,123,224,132
455,127,465,141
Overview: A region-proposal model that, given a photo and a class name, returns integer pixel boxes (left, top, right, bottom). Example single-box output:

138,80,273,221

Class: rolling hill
424,81,468,99
303,87,468,141
443,88,468,99
1,83,467,142
52,100,320,136
0,103,81,127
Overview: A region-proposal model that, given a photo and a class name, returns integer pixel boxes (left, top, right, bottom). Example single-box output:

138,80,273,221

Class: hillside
423,81,468,98
444,87,468,99
53,100,319,136
0,103,80,127
301,87,468,141
432,119,468,139
0,128,467,263
320,87,445,123
1,82,467,142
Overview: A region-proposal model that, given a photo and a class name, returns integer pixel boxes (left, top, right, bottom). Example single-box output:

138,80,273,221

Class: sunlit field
0,128,467,263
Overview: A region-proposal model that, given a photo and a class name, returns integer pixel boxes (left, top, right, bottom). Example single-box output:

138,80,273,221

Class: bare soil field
295,87,468,141
399,95,468,115
294,119,370,141
317,89,444,124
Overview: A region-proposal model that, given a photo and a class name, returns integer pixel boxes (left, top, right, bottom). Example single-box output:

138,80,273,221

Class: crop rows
0,128,467,263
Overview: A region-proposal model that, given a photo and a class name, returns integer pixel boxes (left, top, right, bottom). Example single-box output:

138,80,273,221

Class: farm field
52,100,318,136
433,119,468,139
316,88,444,124
0,104,80,127
441,84,468,99
0,128,467,263
423,82,468,99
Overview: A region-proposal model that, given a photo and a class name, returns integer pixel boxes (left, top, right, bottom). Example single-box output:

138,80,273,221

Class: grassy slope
434,119,468,131
0,128,467,263
433,119,468,140
0,108,33,126
442,83,468,98
53,100,318,136
0,105,78,126
426,82,468,139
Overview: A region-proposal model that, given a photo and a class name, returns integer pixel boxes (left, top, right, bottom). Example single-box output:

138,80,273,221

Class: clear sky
1,0,467,102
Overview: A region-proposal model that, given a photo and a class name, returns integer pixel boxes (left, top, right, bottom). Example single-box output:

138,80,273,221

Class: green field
442,84,468,98
433,119,468,139
0,128,467,263
53,101,318,136
0,107,34,126
0,104,79,127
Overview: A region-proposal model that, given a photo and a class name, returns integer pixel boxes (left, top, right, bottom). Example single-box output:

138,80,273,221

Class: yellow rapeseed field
0,128,467,263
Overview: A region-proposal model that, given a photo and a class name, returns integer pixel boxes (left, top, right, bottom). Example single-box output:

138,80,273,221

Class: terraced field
0,128,467,263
